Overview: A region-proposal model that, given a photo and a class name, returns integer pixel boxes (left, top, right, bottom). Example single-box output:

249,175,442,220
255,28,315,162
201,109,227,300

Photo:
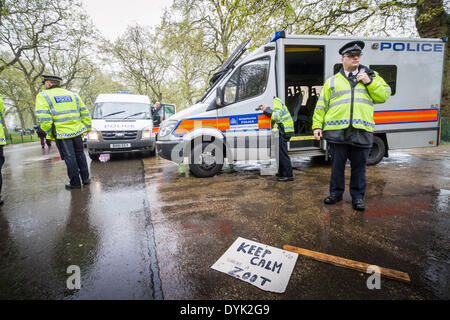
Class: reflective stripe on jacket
271,97,294,133
35,88,92,139
312,69,391,133
0,94,6,145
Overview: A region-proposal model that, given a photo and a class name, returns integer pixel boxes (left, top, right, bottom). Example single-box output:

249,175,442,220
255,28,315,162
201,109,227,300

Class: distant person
35,75,92,189
35,124,52,148
151,101,162,127
312,41,391,211
260,97,295,182
0,94,6,205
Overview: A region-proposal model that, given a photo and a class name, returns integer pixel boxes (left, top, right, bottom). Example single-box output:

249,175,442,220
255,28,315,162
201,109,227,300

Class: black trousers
0,146,4,194
278,134,293,178
329,142,370,200
59,135,89,186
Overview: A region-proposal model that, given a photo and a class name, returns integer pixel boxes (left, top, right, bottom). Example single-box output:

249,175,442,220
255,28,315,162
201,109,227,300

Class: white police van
87,92,156,160
156,31,446,177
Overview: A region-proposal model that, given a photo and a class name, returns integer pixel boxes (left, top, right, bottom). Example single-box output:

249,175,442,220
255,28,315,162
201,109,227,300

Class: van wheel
189,141,224,178
141,149,155,157
88,153,99,161
367,136,385,166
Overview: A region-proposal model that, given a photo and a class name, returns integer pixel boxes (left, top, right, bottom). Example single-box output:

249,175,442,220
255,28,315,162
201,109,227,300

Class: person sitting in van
260,97,295,182
152,101,162,127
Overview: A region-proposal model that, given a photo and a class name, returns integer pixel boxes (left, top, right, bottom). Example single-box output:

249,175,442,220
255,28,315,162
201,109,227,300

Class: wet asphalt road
0,143,162,299
0,142,449,299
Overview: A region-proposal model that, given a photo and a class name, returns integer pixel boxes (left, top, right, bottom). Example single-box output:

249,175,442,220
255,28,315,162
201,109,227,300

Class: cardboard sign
211,237,298,293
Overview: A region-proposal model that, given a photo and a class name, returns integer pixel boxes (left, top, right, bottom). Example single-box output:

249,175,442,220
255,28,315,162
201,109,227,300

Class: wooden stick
283,245,411,284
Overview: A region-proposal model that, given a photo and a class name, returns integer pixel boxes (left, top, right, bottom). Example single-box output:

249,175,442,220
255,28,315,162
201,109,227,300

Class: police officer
35,75,92,189
260,97,295,182
0,94,6,204
312,41,391,210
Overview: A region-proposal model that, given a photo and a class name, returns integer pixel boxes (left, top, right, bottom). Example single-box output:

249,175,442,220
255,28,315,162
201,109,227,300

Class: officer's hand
357,72,371,84
260,105,268,112
313,128,322,140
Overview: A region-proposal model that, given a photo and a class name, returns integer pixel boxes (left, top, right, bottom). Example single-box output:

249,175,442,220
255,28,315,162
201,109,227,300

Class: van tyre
367,135,385,166
189,141,224,178
88,152,99,161
141,148,156,157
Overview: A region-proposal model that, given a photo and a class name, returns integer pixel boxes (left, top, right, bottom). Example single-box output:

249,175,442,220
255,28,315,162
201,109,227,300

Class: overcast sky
81,0,173,40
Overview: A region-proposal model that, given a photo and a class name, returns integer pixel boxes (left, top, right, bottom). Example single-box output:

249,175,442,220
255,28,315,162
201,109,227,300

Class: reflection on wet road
144,146,449,300
0,143,162,299
0,142,449,299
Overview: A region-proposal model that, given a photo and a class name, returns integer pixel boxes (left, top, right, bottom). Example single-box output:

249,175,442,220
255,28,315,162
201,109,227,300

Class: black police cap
42,75,62,84
339,40,365,55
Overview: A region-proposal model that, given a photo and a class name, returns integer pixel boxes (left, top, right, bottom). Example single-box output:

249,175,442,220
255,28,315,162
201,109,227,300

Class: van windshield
93,102,151,120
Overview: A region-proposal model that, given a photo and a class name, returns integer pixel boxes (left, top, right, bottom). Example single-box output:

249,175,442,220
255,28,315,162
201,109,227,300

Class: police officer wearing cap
312,41,391,211
260,96,295,182
35,75,92,189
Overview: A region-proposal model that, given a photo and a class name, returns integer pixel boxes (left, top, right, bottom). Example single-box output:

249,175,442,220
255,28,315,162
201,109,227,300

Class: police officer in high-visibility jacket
35,75,92,189
312,41,391,211
0,94,6,204
260,97,295,182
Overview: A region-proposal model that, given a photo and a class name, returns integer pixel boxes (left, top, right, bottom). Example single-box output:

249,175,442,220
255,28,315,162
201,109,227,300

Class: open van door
282,44,326,157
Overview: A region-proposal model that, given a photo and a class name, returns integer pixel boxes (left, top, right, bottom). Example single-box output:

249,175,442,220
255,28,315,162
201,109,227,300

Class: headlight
141,127,152,140
158,120,178,138
87,130,99,141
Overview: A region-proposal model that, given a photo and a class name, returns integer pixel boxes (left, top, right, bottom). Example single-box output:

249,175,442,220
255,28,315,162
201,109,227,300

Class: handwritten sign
211,237,298,293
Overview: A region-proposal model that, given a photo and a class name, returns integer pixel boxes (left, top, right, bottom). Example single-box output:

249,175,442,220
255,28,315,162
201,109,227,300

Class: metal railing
5,132,39,144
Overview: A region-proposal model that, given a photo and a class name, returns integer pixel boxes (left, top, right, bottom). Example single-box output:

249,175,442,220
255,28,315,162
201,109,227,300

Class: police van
87,92,156,159
156,31,446,177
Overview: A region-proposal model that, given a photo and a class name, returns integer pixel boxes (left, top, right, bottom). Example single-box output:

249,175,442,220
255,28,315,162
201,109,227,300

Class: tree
104,25,171,102
7,0,97,124
77,69,126,110
0,65,35,130
0,0,74,73
159,0,214,108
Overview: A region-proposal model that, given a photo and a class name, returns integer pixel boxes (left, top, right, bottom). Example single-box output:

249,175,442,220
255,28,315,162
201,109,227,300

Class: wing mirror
216,86,224,108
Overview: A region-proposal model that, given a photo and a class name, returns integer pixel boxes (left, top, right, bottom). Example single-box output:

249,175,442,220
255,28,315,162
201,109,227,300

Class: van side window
224,70,239,104
224,57,270,105
333,64,397,95
238,57,270,101
369,65,397,95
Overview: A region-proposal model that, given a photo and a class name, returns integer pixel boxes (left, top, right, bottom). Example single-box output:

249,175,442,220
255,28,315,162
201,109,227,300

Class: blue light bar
270,30,286,42
117,90,133,94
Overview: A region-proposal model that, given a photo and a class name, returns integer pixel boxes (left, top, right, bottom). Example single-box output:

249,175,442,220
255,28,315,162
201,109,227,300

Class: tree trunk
27,106,37,124
415,0,449,117
18,111,25,131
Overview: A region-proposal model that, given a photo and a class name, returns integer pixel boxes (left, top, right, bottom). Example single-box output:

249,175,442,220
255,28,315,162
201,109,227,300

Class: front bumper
87,139,155,154
156,140,183,162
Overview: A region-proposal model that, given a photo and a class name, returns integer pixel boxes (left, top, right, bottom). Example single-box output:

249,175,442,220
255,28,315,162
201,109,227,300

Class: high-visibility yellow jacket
269,97,294,134
35,87,92,140
312,68,391,133
0,94,6,146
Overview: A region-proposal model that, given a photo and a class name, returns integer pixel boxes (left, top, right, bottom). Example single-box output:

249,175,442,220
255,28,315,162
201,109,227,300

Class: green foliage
0,0,448,117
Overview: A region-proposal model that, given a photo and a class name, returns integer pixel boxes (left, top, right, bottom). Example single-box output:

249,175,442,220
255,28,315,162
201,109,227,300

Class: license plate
110,143,131,148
